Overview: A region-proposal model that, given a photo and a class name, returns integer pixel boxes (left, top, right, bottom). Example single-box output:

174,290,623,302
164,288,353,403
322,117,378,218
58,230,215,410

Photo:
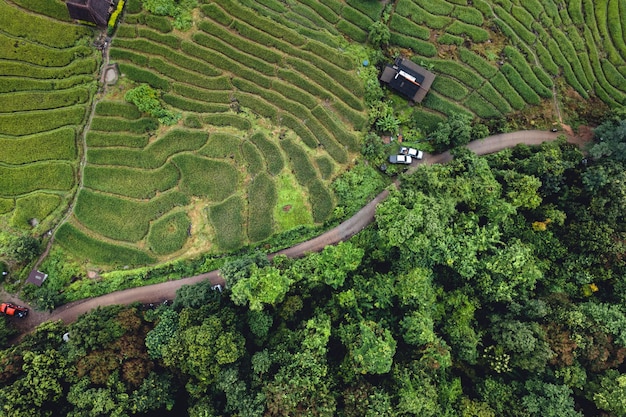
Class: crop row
422,92,474,119
0,74,93,93
162,94,230,113
0,105,86,136
0,58,97,80
394,0,450,30
147,211,191,255
389,33,437,57
502,46,553,97
86,132,149,148
11,192,61,230
0,32,92,67
241,141,264,176
74,189,190,242
117,63,170,90
307,179,334,223
87,129,208,169
247,172,277,242
90,116,159,134
172,154,239,201
203,113,253,131
10,0,71,21
234,92,279,121
463,91,501,119
95,101,141,119
56,223,156,266
199,133,243,160
249,132,284,176
280,138,319,187
0,162,74,196
0,127,76,164
0,87,91,113
84,164,180,199
208,195,245,251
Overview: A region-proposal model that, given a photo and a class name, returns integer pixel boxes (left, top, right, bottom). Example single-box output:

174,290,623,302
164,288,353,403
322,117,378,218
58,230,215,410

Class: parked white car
389,154,413,164
400,147,423,159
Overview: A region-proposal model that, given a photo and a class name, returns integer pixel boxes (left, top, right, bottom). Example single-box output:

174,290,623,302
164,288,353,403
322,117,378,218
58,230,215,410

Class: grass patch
147,211,191,255
0,128,76,164
0,106,85,136
242,141,265,176
308,179,334,223
274,173,313,230
316,156,335,180
199,133,243,159
86,132,149,148
83,164,180,199
10,193,62,229
0,162,74,195
208,195,245,251
172,154,239,201
247,173,277,242
55,223,155,266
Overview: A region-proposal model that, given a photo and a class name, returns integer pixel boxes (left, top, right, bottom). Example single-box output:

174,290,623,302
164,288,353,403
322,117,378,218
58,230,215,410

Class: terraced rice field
390,0,626,128
56,0,369,265
0,0,98,233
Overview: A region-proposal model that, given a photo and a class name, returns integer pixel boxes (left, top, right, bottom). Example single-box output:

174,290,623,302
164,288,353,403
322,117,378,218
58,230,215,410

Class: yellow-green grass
208,195,245,251
241,141,265,176
55,223,156,266
172,154,239,201
147,211,191,255
9,0,71,21
0,163,74,196
249,132,284,176
74,189,189,242
199,133,244,160
0,106,86,136
0,128,76,164
274,173,313,230
0,87,91,113
0,198,14,214
86,132,149,148
307,179,334,223
0,75,94,93
10,193,61,229
83,164,180,199
247,172,277,242
0,32,92,67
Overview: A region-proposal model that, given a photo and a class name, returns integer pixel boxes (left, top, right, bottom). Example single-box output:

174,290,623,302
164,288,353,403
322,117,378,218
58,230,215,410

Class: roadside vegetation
2,113,626,416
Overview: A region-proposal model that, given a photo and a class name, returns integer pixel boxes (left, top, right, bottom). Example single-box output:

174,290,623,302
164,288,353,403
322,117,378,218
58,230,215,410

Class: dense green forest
1,113,625,416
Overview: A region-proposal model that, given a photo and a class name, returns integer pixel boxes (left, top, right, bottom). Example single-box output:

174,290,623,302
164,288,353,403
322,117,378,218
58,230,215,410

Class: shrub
86,132,149,148
208,196,245,251
74,189,189,242
108,0,125,33
90,116,159,134
147,211,190,255
95,101,141,119
10,193,61,229
490,72,526,110
250,132,284,175
411,109,446,133
55,223,155,266
118,63,170,90
173,154,239,200
162,94,230,113
389,33,437,57
126,0,143,14
247,173,276,242
0,162,74,196
500,64,541,105
431,76,470,100
203,113,252,130
0,106,85,136
199,133,243,159
84,164,180,199
242,141,264,176
279,138,318,186
0,128,76,164
184,114,203,129
0,87,91,112
125,83,180,125
308,179,334,223
87,129,206,168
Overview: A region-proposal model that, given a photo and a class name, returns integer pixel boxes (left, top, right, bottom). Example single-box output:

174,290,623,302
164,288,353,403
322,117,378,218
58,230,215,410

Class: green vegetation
147,211,191,254
247,173,277,242
208,195,245,250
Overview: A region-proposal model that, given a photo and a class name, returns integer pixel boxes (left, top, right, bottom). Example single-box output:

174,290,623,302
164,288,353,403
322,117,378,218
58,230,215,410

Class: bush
0,162,74,196
279,138,319,186
95,101,141,119
250,132,284,175
145,14,173,33
147,211,190,255
88,129,206,168
203,113,252,130
242,141,264,176
55,223,155,266
74,189,189,242
411,109,446,133
0,128,76,164
118,63,170,90
208,195,245,251
125,84,180,125
0,106,86,136
308,179,334,223
247,173,276,242
84,164,179,199
173,154,239,200
86,132,149,148
10,193,61,229
389,33,437,57
90,116,159,134
184,114,203,129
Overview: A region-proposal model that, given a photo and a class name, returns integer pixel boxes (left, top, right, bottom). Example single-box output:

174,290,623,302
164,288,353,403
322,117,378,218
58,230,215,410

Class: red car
0,302,28,318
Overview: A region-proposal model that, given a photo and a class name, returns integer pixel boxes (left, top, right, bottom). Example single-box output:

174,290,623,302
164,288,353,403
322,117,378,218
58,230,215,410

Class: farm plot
387,0,626,122
0,0,97,234
63,0,366,265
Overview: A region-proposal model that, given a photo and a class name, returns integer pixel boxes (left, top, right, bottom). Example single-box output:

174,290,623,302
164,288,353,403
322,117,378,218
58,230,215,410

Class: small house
66,0,114,27
380,57,436,103
26,270,48,287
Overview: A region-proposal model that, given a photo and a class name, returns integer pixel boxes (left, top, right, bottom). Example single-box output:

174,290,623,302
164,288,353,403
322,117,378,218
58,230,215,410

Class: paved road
8,129,591,333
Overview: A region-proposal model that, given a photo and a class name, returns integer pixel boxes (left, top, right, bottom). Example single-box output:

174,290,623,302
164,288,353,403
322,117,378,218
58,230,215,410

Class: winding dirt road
7,129,592,335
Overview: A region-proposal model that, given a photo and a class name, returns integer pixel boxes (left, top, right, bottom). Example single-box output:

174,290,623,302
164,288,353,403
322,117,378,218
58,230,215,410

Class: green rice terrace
0,0,625,294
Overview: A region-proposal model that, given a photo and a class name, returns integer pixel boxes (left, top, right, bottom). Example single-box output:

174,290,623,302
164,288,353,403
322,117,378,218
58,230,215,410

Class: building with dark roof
66,0,114,27
26,270,48,287
380,57,436,103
